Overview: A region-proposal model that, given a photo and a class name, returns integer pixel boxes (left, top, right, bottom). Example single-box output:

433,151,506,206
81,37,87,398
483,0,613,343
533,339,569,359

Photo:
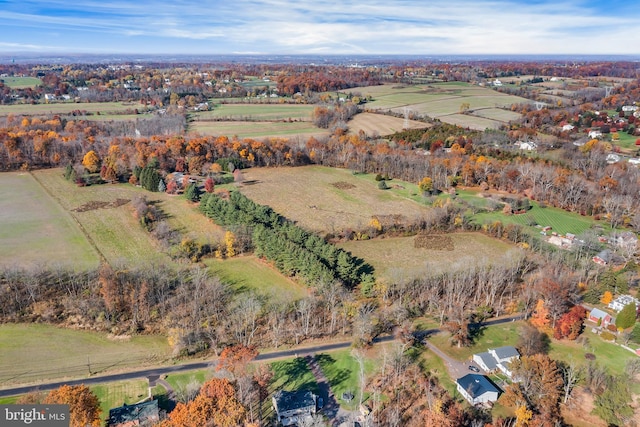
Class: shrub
600,331,616,342
585,353,596,360
378,180,389,190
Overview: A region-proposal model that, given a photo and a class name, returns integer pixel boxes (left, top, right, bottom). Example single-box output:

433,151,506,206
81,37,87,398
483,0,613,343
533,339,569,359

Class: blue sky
0,0,637,55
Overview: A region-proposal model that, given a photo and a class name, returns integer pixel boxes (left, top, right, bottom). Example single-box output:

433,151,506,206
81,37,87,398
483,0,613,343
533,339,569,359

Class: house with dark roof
108,400,159,427
456,374,500,405
472,352,498,372
272,390,318,426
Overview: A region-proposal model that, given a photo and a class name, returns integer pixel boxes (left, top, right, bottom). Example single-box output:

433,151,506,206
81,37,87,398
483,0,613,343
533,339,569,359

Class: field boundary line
29,171,108,265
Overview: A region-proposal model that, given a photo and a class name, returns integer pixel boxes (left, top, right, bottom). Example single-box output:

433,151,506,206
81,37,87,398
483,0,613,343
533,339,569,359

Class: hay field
196,103,315,121
470,108,522,123
0,102,149,117
347,112,429,136
190,120,327,139
339,233,518,281
236,166,432,233
352,82,528,130
0,172,99,270
1,77,42,88
0,323,170,385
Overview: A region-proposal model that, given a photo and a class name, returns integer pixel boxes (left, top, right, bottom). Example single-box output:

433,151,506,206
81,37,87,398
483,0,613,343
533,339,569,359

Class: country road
0,314,522,398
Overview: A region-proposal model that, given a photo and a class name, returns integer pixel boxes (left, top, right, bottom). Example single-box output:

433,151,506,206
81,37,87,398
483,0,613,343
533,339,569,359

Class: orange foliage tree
44,384,102,427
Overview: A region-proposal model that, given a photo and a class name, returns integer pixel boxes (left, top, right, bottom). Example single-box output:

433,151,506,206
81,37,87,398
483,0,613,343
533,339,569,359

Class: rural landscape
0,55,639,427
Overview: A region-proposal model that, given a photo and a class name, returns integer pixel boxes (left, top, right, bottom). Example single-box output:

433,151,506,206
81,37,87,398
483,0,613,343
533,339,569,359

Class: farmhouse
592,249,612,266
608,295,640,313
272,389,319,426
108,400,160,427
456,374,500,405
588,308,612,327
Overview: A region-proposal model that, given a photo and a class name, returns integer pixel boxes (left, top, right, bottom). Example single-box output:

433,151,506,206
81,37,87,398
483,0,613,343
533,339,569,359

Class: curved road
0,315,522,398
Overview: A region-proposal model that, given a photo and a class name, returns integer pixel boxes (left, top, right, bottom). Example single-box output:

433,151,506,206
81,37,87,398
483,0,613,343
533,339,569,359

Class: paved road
0,335,395,398
0,315,520,398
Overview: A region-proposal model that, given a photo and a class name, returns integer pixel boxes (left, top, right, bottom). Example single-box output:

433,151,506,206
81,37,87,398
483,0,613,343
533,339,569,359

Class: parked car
468,365,480,372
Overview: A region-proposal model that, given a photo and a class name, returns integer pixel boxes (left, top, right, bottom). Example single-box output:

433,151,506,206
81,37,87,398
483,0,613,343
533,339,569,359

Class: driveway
423,341,479,380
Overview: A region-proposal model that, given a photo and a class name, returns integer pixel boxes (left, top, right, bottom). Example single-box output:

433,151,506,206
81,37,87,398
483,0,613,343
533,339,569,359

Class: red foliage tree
204,177,215,193
553,305,586,340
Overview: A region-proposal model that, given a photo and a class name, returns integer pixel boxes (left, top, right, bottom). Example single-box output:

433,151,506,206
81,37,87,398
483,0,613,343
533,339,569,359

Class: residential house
606,154,621,164
456,374,500,405
588,308,612,327
608,295,640,313
612,231,638,250
272,390,318,426
588,130,603,139
108,400,160,427
472,352,498,372
592,249,612,266
622,105,638,112
515,141,537,151
489,346,520,378
562,124,575,131
472,346,520,378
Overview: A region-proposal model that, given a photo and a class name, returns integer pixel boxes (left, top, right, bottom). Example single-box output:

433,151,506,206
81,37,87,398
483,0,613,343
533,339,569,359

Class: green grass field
472,199,603,236
315,350,375,410
190,120,325,139
339,233,517,281
269,357,319,394
0,101,149,117
196,103,315,121
0,323,170,385
164,370,209,391
237,166,432,233
0,172,99,270
91,380,150,418
1,76,42,88
205,256,308,304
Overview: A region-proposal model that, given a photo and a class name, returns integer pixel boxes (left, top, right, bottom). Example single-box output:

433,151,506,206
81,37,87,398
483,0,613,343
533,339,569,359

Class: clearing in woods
235,165,432,233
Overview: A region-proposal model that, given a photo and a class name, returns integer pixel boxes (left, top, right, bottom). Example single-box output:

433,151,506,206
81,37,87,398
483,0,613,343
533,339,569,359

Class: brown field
470,108,522,123
235,166,432,233
347,112,429,136
339,233,519,280
436,113,504,130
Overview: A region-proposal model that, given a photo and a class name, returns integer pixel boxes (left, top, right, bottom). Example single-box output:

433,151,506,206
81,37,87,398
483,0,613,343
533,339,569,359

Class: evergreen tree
615,303,637,330
185,182,201,202
158,178,166,193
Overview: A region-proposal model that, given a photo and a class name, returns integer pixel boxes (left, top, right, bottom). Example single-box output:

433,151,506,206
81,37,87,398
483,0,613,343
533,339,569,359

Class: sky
0,0,638,56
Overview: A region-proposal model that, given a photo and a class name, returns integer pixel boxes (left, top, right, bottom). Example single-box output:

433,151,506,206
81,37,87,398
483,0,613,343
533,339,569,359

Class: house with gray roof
456,374,500,405
472,346,520,378
472,352,498,372
588,308,612,327
272,390,318,426
108,400,159,427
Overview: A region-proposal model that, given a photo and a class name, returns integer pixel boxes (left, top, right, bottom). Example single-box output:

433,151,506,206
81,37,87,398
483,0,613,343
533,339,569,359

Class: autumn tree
504,354,563,425
517,324,550,356
553,305,586,340
82,150,100,173
600,290,613,305
44,384,101,427
216,344,258,379
529,299,550,330
204,177,215,193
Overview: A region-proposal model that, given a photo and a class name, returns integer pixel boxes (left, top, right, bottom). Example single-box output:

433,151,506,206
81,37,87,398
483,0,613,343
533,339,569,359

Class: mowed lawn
339,233,518,281
237,166,433,233
205,255,308,304
315,350,376,410
0,324,170,386
0,77,42,88
196,103,315,121
0,172,99,270
92,380,150,418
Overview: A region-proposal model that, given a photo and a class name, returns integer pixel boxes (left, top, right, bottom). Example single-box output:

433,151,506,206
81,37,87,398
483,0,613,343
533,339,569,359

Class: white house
562,124,575,131
472,352,498,372
456,374,500,405
622,105,638,112
588,130,603,139
608,295,640,313
493,79,503,87
516,141,537,151
489,346,520,378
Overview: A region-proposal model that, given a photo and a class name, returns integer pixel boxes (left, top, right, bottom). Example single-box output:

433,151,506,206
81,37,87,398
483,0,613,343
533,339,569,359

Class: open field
0,101,150,117
0,323,170,386
195,103,315,121
236,166,432,233
270,357,319,394
205,256,308,304
350,82,529,129
91,380,150,418
339,233,518,281
32,169,170,265
471,198,603,236
470,108,522,122
1,76,42,88
189,120,326,139
347,112,429,136
0,172,99,270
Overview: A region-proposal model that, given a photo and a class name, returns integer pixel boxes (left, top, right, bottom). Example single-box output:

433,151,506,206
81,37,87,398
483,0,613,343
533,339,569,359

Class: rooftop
108,400,159,426
273,390,317,413
456,374,500,398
